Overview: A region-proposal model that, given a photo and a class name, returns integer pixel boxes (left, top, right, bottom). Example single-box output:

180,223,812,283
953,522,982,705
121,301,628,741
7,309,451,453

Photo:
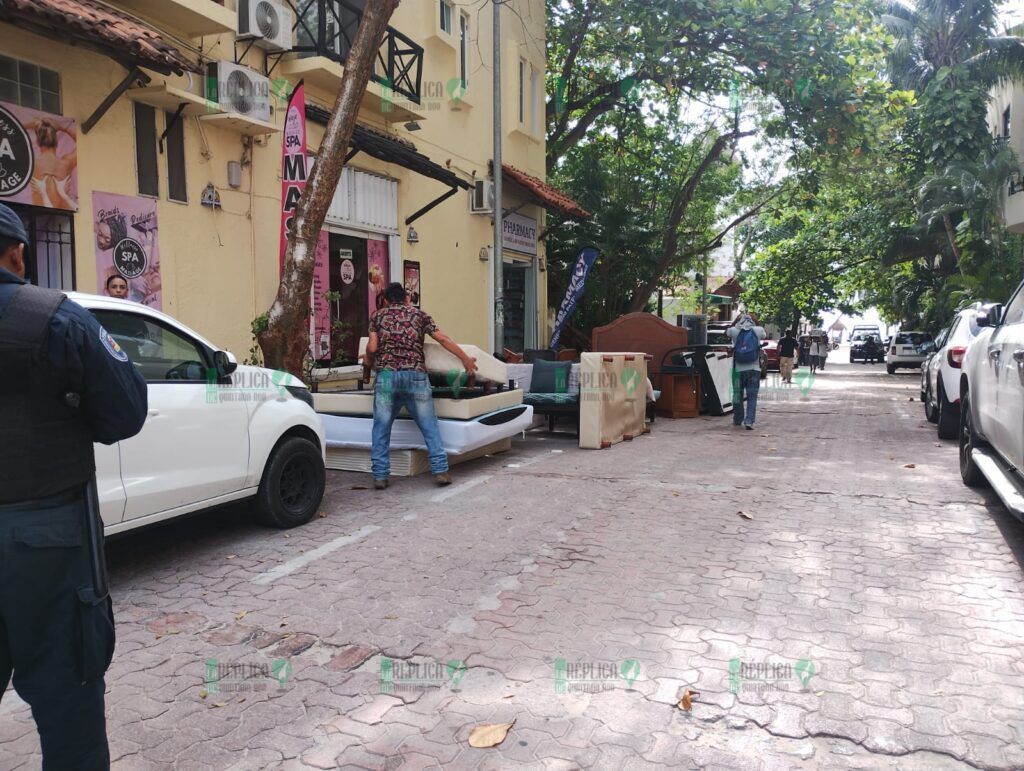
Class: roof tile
502,163,591,220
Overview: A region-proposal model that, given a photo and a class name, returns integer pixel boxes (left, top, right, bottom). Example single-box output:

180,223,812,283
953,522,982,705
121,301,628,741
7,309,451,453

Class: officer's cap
0,204,29,245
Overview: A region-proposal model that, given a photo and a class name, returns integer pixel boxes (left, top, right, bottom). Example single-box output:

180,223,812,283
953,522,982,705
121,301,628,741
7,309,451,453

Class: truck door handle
1014,349,1024,364
989,350,1001,361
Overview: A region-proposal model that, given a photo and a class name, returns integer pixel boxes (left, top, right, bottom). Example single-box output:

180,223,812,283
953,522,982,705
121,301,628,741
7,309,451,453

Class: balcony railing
289,0,423,104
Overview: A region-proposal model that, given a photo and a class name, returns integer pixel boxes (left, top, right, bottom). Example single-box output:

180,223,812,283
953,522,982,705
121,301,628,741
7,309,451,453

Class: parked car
886,331,932,374
923,304,989,439
851,325,882,340
958,281,1024,519
849,333,883,363
73,293,327,534
762,339,780,372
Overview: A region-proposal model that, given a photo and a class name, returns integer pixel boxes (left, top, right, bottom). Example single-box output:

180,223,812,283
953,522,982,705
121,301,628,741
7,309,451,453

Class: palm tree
883,0,1024,90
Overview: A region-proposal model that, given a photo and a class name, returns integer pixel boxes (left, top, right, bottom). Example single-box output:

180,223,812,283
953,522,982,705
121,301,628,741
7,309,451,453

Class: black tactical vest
0,284,95,504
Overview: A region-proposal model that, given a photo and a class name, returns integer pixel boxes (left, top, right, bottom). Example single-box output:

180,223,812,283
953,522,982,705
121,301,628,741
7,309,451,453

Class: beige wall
0,0,547,359
988,81,1024,234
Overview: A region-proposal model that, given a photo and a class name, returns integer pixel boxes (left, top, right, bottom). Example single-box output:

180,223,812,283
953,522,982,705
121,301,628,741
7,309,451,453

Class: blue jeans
732,369,760,426
371,370,448,479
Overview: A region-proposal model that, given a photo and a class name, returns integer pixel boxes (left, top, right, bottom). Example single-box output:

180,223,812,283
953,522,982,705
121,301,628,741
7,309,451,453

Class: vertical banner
93,191,162,309
367,239,390,317
311,231,330,361
280,81,306,272
403,260,421,308
549,246,599,349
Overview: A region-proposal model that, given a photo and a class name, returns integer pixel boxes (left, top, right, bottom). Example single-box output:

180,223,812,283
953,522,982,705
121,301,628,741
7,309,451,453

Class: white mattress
314,389,523,420
359,338,507,385
321,404,534,454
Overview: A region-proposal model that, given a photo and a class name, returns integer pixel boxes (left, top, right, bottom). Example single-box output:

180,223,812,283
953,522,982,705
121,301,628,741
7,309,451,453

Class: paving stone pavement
3,356,1024,770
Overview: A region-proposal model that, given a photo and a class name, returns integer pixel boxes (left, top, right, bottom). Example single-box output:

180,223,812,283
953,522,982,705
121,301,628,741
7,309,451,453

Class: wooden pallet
325,437,513,476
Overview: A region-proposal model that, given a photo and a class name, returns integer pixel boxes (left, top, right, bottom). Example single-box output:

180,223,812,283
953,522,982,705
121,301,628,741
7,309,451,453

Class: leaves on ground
677,688,700,711
468,720,516,748
737,510,753,520
903,463,916,469
235,610,248,621
350,485,369,490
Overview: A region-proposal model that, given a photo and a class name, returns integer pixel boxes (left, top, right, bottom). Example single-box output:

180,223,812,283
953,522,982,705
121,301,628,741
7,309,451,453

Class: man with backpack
727,311,766,429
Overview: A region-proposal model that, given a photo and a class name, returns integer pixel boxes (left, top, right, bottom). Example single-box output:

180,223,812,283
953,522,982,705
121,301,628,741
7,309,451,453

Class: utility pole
492,0,504,353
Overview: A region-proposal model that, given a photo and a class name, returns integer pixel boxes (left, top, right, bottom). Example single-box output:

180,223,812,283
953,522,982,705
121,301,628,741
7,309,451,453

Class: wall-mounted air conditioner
470,180,494,214
206,62,273,123
238,0,294,52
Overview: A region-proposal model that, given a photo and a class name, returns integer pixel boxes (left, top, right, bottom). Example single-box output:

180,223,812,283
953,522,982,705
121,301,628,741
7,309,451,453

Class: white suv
923,304,988,440
886,331,932,374
959,281,1024,518
72,293,327,534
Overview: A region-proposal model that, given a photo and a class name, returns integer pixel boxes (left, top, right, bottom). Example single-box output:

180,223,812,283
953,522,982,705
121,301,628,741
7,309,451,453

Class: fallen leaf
934,443,942,447
737,511,753,521
199,690,208,699
677,688,700,711
318,511,327,518
384,614,399,620
768,447,777,451
350,485,368,490
903,463,916,469
212,701,227,708
226,555,237,560
672,492,680,497
468,720,516,748
235,610,248,621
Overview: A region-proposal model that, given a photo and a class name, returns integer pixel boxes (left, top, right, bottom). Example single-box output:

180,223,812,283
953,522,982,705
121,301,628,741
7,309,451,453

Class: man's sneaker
434,472,453,486
374,479,389,490
744,424,754,430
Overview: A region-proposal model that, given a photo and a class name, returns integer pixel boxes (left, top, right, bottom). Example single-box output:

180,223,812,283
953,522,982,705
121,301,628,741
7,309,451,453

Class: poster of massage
367,239,389,318
0,100,78,211
93,191,163,309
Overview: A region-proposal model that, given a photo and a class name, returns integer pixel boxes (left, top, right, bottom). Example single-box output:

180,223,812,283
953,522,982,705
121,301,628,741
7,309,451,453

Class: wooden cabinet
655,373,700,418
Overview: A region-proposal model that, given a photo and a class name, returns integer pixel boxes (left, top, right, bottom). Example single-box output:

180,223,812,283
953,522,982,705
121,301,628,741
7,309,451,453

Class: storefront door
329,233,367,364
504,264,527,354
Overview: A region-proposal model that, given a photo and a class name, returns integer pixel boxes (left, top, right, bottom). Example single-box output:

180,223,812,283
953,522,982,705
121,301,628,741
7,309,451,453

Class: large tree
258,1,401,374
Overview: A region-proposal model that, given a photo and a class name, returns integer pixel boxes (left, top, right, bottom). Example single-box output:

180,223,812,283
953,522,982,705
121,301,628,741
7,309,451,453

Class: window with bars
0,54,61,113
12,206,75,290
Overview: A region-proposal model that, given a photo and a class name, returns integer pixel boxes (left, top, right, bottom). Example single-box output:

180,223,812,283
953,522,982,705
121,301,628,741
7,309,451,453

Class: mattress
314,389,523,420
325,437,513,475
359,338,507,385
321,404,534,454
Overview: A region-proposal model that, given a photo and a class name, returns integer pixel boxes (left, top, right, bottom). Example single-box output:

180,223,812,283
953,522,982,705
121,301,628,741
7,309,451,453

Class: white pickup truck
958,280,1024,518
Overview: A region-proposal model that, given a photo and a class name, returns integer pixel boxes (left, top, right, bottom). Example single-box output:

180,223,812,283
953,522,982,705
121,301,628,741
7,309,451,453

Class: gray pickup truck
958,279,1024,518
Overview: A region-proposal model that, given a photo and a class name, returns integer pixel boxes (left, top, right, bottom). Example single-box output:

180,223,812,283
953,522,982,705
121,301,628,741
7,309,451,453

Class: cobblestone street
3,356,1024,770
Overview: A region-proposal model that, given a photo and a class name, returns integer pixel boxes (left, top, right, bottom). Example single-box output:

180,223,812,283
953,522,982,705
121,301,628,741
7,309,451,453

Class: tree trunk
258,0,400,375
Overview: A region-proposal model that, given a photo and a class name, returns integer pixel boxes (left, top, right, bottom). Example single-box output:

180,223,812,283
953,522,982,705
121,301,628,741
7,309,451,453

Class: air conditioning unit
469,180,494,214
206,62,272,123
238,0,294,51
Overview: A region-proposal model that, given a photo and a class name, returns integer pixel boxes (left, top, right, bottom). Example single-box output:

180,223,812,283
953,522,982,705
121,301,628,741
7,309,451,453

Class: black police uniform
0,265,148,770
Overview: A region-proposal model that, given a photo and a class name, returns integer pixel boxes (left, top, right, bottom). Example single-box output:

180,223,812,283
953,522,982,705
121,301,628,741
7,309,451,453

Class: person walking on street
365,282,477,489
777,329,798,384
0,203,149,770
727,312,766,429
809,335,826,374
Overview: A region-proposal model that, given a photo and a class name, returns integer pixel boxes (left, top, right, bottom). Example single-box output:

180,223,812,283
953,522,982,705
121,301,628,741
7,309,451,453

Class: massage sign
0,104,33,198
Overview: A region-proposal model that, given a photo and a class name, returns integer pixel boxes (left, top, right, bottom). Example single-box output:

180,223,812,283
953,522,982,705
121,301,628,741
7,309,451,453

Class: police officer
0,203,148,770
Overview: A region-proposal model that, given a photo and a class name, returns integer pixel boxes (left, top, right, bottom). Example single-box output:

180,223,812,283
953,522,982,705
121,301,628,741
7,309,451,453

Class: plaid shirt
369,304,438,372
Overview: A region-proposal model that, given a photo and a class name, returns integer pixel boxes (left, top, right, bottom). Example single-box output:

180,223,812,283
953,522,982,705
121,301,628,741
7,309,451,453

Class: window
518,59,526,124
0,54,61,113
92,310,210,383
530,65,541,135
459,12,469,87
1002,285,1024,326
165,110,187,203
12,206,75,290
134,103,159,197
439,0,453,34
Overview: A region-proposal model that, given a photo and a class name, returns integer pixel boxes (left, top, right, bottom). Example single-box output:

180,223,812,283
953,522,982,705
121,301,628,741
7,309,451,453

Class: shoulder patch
98,326,129,362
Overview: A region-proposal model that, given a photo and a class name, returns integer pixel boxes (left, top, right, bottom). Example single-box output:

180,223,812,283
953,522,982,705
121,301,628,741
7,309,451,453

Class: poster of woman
0,101,78,211
403,260,420,308
93,191,162,309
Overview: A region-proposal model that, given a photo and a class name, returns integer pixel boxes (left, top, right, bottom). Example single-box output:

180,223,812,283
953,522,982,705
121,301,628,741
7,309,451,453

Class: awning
710,276,743,299
306,105,470,192
0,0,196,75
705,293,734,306
502,164,591,220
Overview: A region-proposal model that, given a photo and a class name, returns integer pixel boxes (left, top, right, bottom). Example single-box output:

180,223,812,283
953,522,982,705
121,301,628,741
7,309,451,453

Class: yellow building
0,0,586,364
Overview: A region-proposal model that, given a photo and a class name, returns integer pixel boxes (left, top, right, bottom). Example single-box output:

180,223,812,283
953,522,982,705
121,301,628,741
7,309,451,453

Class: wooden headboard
591,313,688,374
